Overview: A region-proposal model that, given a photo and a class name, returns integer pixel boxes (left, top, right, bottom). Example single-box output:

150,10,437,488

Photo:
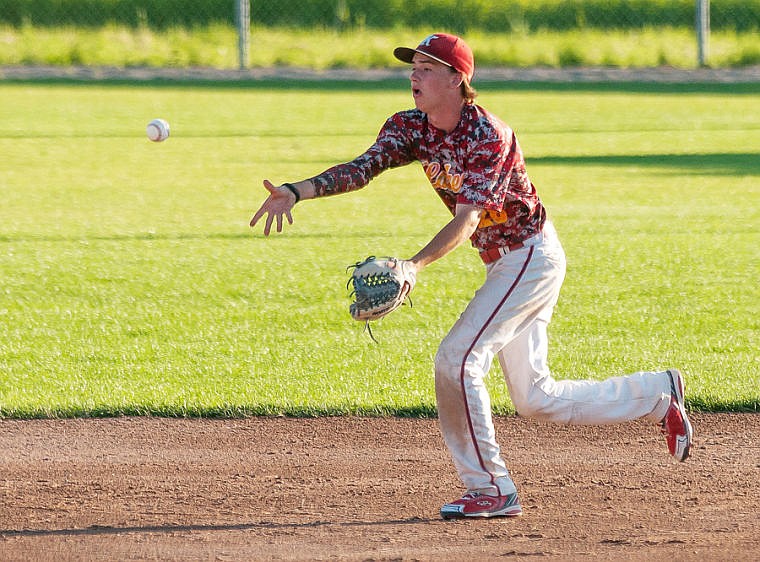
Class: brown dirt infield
1,413,758,561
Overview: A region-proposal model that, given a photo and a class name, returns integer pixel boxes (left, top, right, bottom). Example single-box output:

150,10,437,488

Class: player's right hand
249,179,296,236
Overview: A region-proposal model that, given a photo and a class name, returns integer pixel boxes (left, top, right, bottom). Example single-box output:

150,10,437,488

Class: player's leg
435,230,565,517
497,321,693,460
497,319,672,424
435,297,516,502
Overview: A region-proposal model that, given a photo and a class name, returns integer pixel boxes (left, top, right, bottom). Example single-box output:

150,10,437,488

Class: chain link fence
251,0,756,32
2,1,757,30
0,1,757,30
0,0,757,68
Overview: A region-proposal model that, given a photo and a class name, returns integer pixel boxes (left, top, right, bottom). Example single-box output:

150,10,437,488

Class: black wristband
283,183,300,204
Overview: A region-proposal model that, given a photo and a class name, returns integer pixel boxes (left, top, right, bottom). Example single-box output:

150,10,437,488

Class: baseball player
250,33,693,519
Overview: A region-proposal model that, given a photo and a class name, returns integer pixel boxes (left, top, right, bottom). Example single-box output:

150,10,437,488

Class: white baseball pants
434,222,673,496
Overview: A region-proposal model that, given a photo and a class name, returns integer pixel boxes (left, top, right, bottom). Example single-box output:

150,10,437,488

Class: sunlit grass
0,81,757,418
0,25,759,69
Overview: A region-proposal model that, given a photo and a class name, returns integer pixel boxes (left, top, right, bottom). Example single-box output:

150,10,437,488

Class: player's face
409,54,460,114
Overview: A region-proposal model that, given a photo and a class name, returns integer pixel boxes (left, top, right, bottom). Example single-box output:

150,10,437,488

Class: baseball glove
347,256,416,330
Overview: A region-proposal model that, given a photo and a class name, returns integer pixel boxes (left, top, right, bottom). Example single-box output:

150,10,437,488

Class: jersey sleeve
309,113,417,197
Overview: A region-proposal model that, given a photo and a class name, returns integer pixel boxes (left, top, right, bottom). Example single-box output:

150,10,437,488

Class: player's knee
434,348,455,381
513,399,551,420
434,343,463,384
511,388,569,423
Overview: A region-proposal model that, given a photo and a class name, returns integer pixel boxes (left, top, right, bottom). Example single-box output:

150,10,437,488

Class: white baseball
146,118,170,142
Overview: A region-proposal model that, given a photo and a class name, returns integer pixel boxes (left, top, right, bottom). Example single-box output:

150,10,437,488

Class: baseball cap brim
393,46,454,70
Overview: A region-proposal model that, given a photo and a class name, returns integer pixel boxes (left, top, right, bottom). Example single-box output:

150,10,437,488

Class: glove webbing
352,273,401,309
347,256,413,343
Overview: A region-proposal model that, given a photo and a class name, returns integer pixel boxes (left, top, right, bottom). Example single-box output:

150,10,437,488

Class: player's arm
408,203,482,272
249,179,316,236
250,115,414,236
249,148,389,236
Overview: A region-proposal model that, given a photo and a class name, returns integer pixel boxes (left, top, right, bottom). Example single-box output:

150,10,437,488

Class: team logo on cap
419,35,439,47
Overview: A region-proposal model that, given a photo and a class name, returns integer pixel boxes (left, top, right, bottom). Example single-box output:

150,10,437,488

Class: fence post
235,0,250,70
696,0,710,67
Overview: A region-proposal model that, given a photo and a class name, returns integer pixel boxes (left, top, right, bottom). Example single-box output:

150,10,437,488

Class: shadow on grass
4,76,760,95
0,230,408,244
530,152,760,176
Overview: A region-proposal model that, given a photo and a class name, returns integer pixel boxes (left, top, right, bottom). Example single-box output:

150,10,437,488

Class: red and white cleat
662,369,694,462
440,491,523,519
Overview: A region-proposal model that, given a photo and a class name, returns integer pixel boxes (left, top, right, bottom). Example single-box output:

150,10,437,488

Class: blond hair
449,66,478,102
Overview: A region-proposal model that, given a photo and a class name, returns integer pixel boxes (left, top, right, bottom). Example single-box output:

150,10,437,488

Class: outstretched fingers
250,179,295,236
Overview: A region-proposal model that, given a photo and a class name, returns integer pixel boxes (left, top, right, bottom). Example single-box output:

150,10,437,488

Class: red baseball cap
394,33,475,82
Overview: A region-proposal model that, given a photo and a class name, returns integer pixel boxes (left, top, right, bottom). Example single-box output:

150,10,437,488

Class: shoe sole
440,505,523,520
668,368,693,462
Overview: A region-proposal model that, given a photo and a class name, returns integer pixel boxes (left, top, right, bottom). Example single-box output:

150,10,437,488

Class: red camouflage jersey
309,103,546,251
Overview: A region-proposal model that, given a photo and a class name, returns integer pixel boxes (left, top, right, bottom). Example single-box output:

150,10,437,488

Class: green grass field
0,79,758,418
